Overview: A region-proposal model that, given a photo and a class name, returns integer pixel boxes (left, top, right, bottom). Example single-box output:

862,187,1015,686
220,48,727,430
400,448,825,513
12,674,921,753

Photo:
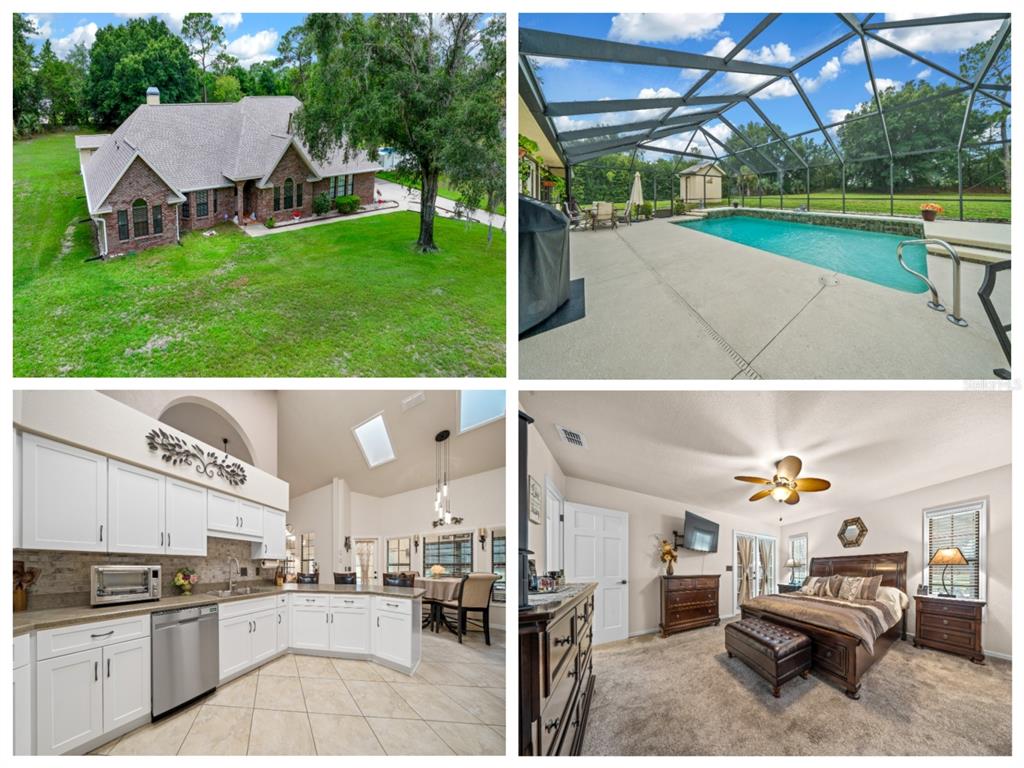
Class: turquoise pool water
677,215,929,293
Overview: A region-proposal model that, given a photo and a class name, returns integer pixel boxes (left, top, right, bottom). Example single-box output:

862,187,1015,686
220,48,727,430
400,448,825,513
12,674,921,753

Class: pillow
876,585,910,611
799,576,826,596
838,576,865,601
859,575,883,600
824,574,845,598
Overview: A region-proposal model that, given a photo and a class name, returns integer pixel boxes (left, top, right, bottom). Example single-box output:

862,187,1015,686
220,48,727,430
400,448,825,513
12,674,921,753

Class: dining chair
298,572,319,584
439,572,500,645
333,572,356,585
383,572,415,587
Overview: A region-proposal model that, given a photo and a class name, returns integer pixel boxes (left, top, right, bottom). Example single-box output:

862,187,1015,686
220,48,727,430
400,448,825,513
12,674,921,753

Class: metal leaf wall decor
145,428,248,486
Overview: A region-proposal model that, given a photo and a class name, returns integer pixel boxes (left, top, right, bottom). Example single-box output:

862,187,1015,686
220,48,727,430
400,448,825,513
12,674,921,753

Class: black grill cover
519,195,570,334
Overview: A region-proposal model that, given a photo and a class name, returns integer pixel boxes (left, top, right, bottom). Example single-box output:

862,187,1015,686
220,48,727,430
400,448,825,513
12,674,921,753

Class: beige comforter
744,593,900,655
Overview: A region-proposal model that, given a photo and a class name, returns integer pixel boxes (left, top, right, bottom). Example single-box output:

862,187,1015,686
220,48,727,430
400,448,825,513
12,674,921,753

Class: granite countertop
520,582,596,623
13,583,425,636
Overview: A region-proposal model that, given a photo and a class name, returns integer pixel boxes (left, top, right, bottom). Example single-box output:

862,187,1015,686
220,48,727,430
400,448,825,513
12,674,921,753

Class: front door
564,502,629,645
243,180,255,220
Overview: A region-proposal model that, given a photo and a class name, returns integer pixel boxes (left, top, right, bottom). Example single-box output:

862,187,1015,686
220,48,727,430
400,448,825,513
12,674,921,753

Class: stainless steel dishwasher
151,604,219,717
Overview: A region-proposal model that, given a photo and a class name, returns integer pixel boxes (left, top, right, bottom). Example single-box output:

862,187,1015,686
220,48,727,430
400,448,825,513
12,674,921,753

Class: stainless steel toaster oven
90,564,161,606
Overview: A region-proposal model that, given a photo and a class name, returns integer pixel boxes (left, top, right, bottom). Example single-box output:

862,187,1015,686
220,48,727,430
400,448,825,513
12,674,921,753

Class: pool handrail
896,238,967,327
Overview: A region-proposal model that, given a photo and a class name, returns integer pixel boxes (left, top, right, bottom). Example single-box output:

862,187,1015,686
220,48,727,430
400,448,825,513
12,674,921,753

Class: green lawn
378,170,506,216
14,133,505,377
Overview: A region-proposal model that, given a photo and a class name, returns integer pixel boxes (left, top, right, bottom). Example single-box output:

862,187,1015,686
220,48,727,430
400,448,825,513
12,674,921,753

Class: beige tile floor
90,629,505,756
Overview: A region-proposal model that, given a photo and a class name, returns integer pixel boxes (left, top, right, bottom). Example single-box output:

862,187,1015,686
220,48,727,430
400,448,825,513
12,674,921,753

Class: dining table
416,575,463,634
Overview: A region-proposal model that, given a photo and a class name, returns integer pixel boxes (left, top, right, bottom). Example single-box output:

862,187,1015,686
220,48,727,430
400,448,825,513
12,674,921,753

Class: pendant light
432,429,463,527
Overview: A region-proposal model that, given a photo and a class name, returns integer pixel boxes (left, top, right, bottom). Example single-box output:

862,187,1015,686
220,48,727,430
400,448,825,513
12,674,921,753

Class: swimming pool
677,215,929,293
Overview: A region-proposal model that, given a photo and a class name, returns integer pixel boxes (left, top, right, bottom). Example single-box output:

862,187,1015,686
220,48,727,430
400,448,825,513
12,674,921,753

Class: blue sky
522,13,1004,156
24,13,307,66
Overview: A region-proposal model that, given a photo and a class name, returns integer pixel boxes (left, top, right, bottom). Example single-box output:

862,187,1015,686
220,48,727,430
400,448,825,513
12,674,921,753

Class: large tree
297,13,506,251
36,40,90,127
181,13,226,103
13,13,40,133
88,17,200,126
960,30,1011,192
276,25,314,99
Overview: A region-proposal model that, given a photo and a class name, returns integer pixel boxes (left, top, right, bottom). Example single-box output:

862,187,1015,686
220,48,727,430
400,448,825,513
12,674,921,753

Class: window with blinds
423,532,474,577
789,534,809,583
924,499,986,599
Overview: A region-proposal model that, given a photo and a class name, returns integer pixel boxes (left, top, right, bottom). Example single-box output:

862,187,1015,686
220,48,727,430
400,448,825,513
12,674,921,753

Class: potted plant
174,567,199,595
920,202,943,222
732,201,739,208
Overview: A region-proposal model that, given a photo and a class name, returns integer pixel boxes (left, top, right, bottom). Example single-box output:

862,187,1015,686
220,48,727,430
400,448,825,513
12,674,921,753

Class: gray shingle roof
679,160,723,176
79,96,382,213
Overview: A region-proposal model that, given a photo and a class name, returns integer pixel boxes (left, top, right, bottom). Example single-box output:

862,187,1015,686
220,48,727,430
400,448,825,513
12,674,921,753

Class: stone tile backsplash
14,537,277,610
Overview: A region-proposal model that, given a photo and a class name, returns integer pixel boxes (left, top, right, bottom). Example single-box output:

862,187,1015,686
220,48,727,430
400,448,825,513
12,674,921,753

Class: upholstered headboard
809,551,908,593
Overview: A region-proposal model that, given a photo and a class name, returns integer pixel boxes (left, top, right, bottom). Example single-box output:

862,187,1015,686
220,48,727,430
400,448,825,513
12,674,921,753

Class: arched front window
284,178,294,209
132,199,149,237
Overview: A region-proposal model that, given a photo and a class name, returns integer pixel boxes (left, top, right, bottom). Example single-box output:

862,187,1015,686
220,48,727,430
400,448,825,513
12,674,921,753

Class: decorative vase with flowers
659,539,678,576
920,202,943,222
173,567,199,595
430,564,446,577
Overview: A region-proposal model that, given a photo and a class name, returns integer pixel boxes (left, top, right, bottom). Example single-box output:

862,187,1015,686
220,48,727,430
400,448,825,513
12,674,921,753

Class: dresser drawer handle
943,633,949,640
943,619,948,625
942,606,949,612
825,650,833,658
553,635,571,647
544,718,560,733
567,667,577,679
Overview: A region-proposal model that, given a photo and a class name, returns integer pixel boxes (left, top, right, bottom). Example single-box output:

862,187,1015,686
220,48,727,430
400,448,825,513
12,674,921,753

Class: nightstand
777,583,800,594
913,594,985,664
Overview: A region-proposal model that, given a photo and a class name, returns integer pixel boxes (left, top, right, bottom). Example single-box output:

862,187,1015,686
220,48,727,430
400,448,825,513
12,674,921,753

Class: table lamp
784,558,802,585
928,547,967,597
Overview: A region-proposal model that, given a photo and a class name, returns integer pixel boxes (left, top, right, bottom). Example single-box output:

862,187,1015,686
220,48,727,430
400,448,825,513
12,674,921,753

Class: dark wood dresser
519,583,596,756
913,595,986,664
660,574,720,637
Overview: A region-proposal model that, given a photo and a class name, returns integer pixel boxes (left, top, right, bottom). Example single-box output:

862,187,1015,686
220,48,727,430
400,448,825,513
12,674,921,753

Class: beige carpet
583,621,1011,755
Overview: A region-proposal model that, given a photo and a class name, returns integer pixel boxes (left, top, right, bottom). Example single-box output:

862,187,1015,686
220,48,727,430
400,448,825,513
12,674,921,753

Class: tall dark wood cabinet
519,584,596,756
913,595,986,663
660,575,721,637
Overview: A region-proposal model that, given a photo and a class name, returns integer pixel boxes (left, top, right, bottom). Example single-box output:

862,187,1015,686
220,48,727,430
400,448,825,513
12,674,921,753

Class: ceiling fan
734,455,831,505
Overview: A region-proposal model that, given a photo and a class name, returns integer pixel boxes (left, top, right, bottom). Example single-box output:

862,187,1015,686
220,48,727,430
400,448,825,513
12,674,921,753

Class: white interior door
564,502,628,645
545,480,563,572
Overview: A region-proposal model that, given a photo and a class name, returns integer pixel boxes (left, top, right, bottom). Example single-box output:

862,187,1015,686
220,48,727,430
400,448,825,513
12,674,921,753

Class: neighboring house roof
679,160,723,176
77,96,382,214
75,134,110,150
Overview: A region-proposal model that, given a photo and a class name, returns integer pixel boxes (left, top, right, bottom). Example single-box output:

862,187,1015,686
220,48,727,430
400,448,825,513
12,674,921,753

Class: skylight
352,413,396,468
459,390,506,434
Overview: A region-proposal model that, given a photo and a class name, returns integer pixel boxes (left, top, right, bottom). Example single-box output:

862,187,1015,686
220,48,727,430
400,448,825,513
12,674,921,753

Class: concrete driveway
519,217,1010,380
375,178,505,229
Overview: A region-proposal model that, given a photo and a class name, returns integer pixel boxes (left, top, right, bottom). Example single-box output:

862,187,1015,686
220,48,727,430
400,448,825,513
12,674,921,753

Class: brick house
76,88,382,258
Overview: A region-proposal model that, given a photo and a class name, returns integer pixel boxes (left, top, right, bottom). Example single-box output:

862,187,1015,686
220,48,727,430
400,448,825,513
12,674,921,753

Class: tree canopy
181,13,226,103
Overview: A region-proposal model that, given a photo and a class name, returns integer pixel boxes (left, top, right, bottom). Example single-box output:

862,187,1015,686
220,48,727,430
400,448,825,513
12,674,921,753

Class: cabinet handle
377,617,381,628
167,533,171,547
553,635,571,647
99,524,103,542
264,544,268,555
278,614,281,624
386,602,399,608
544,718,560,733
161,532,164,546
107,659,111,678
567,667,577,678
94,661,98,681
91,630,115,639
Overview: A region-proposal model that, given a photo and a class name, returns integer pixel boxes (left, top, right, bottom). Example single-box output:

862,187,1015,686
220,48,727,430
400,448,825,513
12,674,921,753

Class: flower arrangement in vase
174,567,199,595
430,564,446,577
659,539,678,576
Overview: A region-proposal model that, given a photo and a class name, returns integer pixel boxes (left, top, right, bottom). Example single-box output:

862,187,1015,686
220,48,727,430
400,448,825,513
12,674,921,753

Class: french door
733,532,778,615
564,502,629,645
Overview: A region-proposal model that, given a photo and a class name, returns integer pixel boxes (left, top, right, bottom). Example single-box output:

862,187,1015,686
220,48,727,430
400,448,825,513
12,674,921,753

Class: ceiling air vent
556,424,587,448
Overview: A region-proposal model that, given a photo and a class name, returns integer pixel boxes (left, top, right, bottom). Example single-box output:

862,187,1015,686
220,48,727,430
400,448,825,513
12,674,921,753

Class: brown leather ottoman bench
725,617,811,698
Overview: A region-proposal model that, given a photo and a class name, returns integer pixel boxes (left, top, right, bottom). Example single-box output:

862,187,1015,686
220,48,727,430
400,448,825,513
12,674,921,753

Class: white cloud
867,77,901,94
215,13,243,30
225,29,280,67
26,14,54,38
841,14,1002,65
705,37,810,100
528,55,570,70
52,23,98,58
827,108,852,124
115,12,187,34
609,13,724,43
917,68,932,79
800,56,841,92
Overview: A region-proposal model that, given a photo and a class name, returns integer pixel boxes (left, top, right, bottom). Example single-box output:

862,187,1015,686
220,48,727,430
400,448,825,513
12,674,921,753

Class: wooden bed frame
741,551,908,700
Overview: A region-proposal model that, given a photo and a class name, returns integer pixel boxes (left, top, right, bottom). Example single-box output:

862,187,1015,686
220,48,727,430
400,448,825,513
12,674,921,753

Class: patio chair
616,202,633,227
438,572,500,644
592,201,616,230
561,200,585,230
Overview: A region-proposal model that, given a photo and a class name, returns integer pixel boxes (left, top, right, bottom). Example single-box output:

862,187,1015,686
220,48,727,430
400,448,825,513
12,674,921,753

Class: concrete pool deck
519,217,1010,380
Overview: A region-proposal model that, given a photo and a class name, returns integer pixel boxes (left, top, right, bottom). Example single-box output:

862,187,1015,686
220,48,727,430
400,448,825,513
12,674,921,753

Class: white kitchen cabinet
290,603,331,652
252,507,287,560
218,614,254,681
35,648,104,756
21,433,107,553
208,491,262,541
13,429,22,548
101,637,150,734
238,500,264,538
107,460,164,554
14,635,32,756
251,609,277,666
276,597,289,652
330,597,371,654
164,478,207,556
372,598,418,670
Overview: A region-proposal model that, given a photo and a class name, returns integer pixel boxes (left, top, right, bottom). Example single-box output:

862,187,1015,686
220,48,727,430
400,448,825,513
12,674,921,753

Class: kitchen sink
209,587,276,597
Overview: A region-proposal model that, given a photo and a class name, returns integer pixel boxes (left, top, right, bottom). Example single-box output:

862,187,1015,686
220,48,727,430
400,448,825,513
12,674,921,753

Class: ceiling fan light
771,486,790,502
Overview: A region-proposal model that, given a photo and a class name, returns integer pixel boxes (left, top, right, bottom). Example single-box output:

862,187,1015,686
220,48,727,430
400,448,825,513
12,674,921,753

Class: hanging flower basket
541,180,556,188
920,202,943,222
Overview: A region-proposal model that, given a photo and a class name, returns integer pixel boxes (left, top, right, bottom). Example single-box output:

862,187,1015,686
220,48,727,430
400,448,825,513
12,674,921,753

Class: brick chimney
146,86,160,106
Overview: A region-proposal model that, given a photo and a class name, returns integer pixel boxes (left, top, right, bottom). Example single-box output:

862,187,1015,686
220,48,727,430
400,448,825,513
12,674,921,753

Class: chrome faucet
228,558,241,592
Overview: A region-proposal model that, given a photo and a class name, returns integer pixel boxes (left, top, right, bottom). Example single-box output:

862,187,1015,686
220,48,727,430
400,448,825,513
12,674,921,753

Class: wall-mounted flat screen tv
676,511,720,553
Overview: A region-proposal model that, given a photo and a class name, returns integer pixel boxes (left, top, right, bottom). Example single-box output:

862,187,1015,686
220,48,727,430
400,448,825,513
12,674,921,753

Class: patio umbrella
628,171,644,217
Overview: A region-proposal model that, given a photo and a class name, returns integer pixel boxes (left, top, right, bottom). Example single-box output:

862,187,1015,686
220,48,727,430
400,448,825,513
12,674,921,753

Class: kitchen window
196,189,208,217
924,499,986,599
423,532,473,577
386,537,411,573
